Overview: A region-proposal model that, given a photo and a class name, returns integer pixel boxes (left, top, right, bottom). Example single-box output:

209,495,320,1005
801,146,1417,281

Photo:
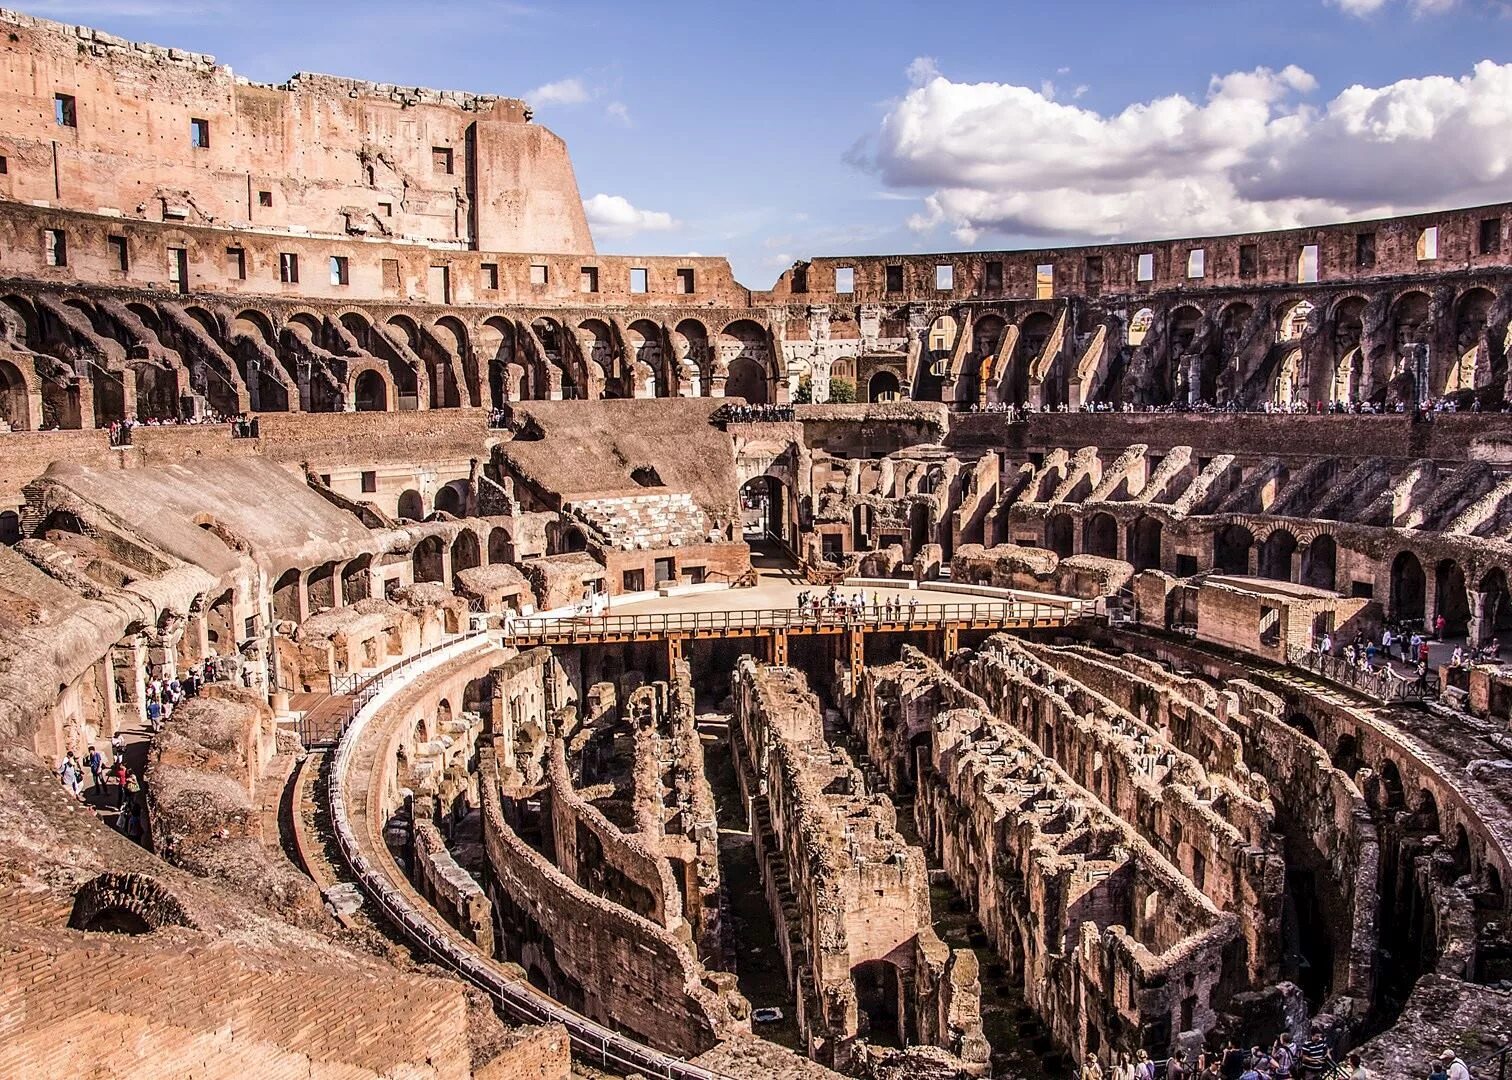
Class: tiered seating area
565,493,710,551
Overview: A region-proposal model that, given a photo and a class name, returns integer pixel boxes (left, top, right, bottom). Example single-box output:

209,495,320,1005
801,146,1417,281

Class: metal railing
504,598,1092,642
1287,646,1436,702
1472,1044,1510,1080
298,632,487,748
324,635,732,1079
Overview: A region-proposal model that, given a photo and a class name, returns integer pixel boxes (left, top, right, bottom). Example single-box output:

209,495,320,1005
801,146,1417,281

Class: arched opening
1375,759,1406,813
0,510,19,545
1415,789,1441,834
479,317,516,407
1301,535,1337,592
0,356,32,431
397,489,424,521
1083,512,1117,559
741,475,792,550
1130,516,1162,572
306,562,337,614
206,590,235,656
341,555,372,605
1214,524,1254,576
1286,712,1319,741
725,356,768,404
272,567,302,624
487,527,511,565
353,369,388,412
1046,514,1074,559
851,960,904,1049
413,536,446,583
1126,307,1155,348
1451,825,1473,879
1279,300,1314,343
1332,733,1362,777
1273,349,1303,408
1479,568,1512,640
451,531,481,582
868,369,902,403
1010,311,1054,405
1391,551,1426,624
1260,530,1297,582
547,522,587,555
433,482,465,518
1435,559,1470,638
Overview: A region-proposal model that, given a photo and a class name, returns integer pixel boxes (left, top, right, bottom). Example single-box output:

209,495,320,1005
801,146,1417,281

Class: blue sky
25,0,1512,286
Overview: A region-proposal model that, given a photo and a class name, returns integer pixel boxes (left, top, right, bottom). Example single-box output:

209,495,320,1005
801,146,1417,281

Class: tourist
1418,638,1432,667
1321,631,1334,656
1272,1033,1296,1079
58,752,84,800
1113,1053,1134,1080
110,732,126,764
1434,613,1447,640
1381,626,1393,658
111,760,129,808
1348,1052,1367,1080
1428,1057,1449,1080
1441,1051,1470,1080
84,744,104,793
1082,1055,1105,1080
1409,632,1424,664
1296,1027,1330,1080
1136,1049,1156,1080
146,696,163,732
1450,646,1464,667
1167,1053,1187,1080
1223,1043,1247,1080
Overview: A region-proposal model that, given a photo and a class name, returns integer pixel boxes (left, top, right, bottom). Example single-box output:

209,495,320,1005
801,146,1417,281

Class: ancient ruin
0,9,1508,1080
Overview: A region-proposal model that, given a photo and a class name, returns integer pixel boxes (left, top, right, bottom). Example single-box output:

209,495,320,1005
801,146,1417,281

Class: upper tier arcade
0,8,593,253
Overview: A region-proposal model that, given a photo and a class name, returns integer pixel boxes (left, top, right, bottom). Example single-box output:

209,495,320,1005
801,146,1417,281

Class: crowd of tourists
1084,1028,1475,1080
1316,617,1503,683
105,412,259,446
722,403,797,423
966,398,1495,422
794,587,920,621
56,732,146,840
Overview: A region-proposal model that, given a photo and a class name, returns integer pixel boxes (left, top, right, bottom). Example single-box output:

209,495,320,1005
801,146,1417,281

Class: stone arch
1009,311,1054,405
1273,348,1303,407
1332,732,1363,777
413,536,446,583
626,318,664,391
1277,299,1314,343
1214,524,1254,575
719,320,772,395
0,354,38,431
451,530,481,582
726,357,769,404
341,554,372,605
1260,528,1298,582
305,561,337,614
1447,287,1495,396
487,527,511,564
397,489,424,522
1479,567,1512,639
69,872,195,935
1373,758,1406,812
352,367,389,412
868,369,902,403
433,480,467,517
1130,516,1162,572
272,567,301,623
1301,534,1337,592
674,318,711,390
432,315,473,408
479,315,519,406
1127,307,1155,348
1435,558,1470,637
1046,513,1074,558
1391,551,1426,623
1083,512,1118,559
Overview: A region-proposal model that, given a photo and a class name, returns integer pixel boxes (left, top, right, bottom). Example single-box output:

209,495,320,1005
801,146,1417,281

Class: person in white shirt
1442,1050,1471,1080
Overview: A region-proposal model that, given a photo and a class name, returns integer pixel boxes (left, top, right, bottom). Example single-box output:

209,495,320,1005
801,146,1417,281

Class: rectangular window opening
378,201,393,217
360,471,377,494
1355,232,1377,270
225,247,245,280
107,235,129,273
1083,256,1103,293
330,255,349,286
432,146,454,175
579,266,599,293
1478,217,1502,256
791,265,808,293
1417,226,1439,261
278,252,299,284
481,262,499,291
258,190,273,208
53,93,76,127
1239,244,1258,279
1035,263,1054,299
168,247,188,294
1186,249,1205,279
835,266,854,294
43,229,66,267
1297,244,1319,284
0,155,9,175
529,263,548,286
935,263,953,291
1136,252,1155,282
985,260,1003,292
381,258,400,292
629,267,648,294
676,267,695,294
190,117,209,149
885,265,904,292
429,264,450,304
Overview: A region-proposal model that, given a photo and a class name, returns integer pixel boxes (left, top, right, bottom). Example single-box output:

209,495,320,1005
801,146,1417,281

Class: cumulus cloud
860,58,1512,243
526,77,590,106
582,193,677,235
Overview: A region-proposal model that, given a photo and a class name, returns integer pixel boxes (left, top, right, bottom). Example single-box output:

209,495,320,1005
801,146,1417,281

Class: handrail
1286,646,1435,702
503,598,1092,642
325,635,731,1080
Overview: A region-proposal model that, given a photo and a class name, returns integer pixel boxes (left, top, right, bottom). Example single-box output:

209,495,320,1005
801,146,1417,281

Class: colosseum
0,9,1508,1080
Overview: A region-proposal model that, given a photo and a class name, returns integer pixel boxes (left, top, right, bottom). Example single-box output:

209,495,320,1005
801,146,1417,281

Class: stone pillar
1467,589,1489,647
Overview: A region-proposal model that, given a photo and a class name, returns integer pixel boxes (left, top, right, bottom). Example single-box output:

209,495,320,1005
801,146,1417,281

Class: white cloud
605,101,631,125
582,193,677,235
1329,0,1463,14
863,57,1512,243
1329,0,1389,13
526,77,590,106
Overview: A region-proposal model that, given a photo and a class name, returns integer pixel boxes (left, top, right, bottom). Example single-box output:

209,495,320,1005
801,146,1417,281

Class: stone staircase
565,492,709,551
